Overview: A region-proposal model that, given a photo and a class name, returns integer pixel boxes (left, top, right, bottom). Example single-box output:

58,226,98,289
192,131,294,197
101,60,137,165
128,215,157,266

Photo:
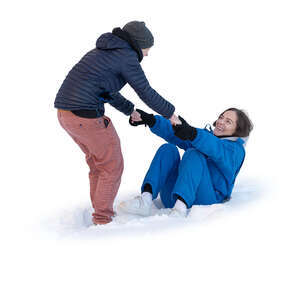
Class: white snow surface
43,178,263,239
1,1,300,299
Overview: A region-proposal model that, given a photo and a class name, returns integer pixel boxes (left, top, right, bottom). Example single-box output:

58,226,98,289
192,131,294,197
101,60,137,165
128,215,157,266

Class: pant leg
67,136,99,211
57,110,124,224
172,148,221,208
141,143,180,208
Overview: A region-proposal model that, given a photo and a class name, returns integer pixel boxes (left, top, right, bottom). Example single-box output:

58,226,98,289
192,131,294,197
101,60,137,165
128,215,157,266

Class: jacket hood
96,33,131,50
219,136,249,147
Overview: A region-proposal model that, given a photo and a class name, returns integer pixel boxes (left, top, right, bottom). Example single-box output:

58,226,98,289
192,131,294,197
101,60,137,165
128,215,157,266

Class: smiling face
213,110,238,136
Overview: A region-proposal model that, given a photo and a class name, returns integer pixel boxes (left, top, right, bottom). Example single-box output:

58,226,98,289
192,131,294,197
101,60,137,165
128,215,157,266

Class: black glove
129,109,156,128
172,116,197,141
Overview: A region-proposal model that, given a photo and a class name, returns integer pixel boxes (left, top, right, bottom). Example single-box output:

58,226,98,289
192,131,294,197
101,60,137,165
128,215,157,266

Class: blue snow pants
141,143,223,208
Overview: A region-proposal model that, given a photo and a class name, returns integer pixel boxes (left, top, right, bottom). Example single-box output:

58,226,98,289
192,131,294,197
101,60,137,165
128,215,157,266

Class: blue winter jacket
150,116,246,201
54,33,175,118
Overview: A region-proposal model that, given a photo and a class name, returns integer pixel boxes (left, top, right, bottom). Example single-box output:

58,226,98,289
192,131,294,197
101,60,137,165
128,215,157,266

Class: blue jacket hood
96,33,130,50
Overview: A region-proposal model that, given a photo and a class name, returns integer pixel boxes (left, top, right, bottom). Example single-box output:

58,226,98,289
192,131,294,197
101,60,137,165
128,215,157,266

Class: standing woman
55,21,179,225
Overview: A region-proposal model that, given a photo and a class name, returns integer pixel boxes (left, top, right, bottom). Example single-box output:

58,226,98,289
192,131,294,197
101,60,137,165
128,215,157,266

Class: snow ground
1,1,300,299
42,178,264,239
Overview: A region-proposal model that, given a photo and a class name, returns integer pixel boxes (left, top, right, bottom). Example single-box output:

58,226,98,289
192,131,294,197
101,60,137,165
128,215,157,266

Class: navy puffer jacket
54,33,175,118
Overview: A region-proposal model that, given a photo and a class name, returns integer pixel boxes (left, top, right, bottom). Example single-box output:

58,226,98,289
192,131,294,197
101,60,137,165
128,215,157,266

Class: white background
1,0,299,299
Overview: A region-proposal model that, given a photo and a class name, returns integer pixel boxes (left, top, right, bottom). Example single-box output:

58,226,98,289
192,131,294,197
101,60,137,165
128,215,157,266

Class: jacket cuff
125,105,135,116
163,105,175,119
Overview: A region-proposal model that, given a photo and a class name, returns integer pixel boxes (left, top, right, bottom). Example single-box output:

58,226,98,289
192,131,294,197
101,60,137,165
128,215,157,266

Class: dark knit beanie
122,21,154,49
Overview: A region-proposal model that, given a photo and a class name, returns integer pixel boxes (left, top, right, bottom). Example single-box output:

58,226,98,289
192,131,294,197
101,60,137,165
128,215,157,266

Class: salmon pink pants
57,110,123,224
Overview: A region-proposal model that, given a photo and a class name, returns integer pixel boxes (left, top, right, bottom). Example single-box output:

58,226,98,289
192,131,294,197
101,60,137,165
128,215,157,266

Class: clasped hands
130,109,181,126
129,109,197,141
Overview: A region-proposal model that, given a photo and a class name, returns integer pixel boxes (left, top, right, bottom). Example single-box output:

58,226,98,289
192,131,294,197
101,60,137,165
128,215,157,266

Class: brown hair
213,108,253,137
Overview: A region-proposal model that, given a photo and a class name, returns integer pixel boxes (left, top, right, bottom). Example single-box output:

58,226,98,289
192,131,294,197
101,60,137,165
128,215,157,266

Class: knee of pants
94,152,124,179
86,153,123,176
110,155,124,177
182,148,206,164
86,156,99,175
156,143,180,162
119,156,125,174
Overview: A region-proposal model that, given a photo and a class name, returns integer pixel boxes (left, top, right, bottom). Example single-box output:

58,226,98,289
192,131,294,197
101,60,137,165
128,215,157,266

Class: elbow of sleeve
139,92,175,119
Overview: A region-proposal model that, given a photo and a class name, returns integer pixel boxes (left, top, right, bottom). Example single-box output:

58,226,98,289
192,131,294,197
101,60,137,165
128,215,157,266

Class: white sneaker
153,197,165,209
118,192,153,216
169,199,188,217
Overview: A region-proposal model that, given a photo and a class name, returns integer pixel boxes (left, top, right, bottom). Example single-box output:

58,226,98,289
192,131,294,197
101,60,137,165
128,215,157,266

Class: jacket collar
205,124,248,147
112,27,143,62
219,136,248,147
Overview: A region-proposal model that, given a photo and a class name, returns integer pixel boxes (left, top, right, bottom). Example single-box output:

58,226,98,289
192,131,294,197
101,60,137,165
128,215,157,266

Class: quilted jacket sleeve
106,92,135,116
121,55,175,119
149,116,191,150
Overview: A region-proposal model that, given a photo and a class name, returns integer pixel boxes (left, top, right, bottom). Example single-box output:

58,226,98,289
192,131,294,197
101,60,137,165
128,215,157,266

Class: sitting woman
119,108,253,217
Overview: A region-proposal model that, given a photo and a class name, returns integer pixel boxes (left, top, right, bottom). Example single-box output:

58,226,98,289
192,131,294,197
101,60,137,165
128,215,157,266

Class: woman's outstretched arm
130,109,190,150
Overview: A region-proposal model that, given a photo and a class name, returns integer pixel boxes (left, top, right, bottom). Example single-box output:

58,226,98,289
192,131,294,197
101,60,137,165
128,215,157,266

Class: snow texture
43,178,263,239
2,1,299,299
